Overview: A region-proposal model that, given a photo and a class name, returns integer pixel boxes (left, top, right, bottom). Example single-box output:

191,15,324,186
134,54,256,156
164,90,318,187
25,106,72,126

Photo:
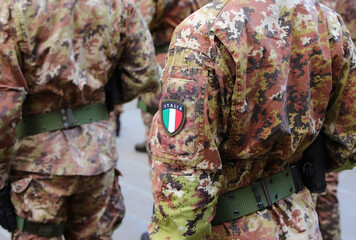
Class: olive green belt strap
137,98,158,115
155,44,170,54
16,103,109,138
16,215,65,237
211,165,303,226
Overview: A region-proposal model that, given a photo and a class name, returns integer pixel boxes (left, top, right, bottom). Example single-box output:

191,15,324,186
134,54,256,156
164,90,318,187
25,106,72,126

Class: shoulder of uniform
170,1,225,54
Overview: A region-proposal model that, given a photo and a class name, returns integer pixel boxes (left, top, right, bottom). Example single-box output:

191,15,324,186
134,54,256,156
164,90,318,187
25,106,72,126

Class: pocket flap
11,177,32,193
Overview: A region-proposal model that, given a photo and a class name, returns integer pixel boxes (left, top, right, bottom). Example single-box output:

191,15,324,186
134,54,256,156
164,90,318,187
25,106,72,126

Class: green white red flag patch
161,100,186,136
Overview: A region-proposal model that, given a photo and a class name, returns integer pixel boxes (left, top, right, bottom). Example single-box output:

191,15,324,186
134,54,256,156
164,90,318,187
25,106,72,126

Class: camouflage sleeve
139,0,156,26
148,21,233,238
117,0,160,103
0,3,27,188
141,0,209,31
140,0,182,31
141,0,171,31
322,8,356,170
335,0,356,44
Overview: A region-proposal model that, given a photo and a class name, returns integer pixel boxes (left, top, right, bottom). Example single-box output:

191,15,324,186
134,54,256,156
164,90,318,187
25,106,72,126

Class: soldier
314,172,341,239
313,1,356,239
0,0,160,239
136,2,213,238
148,0,356,239
135,0,212,153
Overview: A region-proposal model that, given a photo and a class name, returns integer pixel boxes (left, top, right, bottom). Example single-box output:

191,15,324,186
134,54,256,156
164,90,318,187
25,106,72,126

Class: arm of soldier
141,0,183,32
148,39,233,238
117,1,160,104
0,4,27,189
334,0,356,44
322,10,356,171
139,0,156,27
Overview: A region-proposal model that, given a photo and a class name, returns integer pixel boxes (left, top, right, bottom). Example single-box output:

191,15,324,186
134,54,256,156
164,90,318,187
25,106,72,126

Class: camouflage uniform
313,1,356,239
320,0,356,43
313,172,341,240
137,0,212,146
0,0,159,239
148,0,356,239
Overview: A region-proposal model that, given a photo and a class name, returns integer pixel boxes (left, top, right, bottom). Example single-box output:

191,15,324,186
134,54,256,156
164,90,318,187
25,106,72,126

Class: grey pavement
1,100,355,239
113,101,153,240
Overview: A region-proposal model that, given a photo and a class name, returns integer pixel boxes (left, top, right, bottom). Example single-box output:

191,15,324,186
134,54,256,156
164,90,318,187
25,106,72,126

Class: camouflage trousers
10,167,125,240
206,188,322,240
313,172,340,240
141,110,154,141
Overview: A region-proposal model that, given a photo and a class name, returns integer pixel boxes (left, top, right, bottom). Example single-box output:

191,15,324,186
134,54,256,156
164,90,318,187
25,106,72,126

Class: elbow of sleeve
334,158,356,172
119,64,161,104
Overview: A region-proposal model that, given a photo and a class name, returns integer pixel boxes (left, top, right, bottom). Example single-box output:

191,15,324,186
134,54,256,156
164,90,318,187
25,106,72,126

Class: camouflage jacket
0,0,160,188
319,0,356,44
138,0,213,109
148,0,356,238
139,0,212,48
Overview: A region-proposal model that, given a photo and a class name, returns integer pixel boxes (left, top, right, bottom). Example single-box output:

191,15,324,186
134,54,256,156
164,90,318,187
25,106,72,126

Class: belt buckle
290,164,303,192
60,108,75,129
250,182,265,210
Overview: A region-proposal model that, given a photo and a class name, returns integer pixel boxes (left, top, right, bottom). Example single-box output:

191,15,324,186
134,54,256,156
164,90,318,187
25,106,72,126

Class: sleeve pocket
150,68,207,166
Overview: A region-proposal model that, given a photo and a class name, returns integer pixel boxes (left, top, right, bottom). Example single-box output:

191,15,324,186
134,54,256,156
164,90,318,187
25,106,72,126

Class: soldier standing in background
312,1,356,239
0,0,160,239
134,0,212,153
148,0,356,239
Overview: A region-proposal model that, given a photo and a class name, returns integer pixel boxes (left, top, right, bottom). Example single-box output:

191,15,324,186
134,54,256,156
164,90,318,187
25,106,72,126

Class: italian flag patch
161,100,186,136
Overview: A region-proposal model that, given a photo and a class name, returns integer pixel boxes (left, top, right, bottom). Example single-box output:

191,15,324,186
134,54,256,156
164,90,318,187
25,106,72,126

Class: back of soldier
10,0,125,176
148,0,356,239
0,0,159,238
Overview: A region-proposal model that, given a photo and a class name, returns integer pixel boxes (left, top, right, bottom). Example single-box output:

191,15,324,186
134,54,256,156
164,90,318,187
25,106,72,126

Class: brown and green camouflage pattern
313,172,341,240
148,0,356,239
10,168,124,239
0,0,160,185
207,188,321,240
138,0,213,110
139,0,212,49
137,0,212,142
141,110,158,146
314,2,356,240
320,0,356,44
